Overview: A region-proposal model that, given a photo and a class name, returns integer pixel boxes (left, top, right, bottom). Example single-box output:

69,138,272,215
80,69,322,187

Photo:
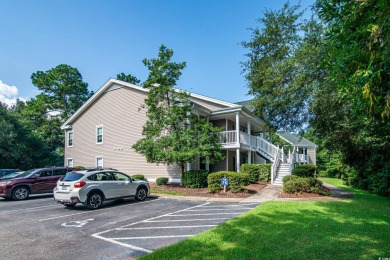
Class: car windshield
62,173,84,181
0,171,24,179
0,169,39,179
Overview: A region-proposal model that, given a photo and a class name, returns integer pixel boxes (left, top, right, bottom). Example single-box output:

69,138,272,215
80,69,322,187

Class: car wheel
64,203,76,207
135,187,147,201
87,192,104,209
12,186,30,200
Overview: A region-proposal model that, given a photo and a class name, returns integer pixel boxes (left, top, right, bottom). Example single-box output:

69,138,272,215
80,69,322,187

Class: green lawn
150,189,187,196
141,178,390,259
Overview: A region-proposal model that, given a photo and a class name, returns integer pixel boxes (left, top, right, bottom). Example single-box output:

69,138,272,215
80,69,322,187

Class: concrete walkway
151,181,353,204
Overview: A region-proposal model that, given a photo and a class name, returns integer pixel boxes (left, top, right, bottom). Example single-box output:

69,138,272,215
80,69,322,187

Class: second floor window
96,126,103,144
68,131,73,147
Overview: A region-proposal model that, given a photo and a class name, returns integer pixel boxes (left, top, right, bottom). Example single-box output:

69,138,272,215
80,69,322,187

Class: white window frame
68,131,74,147
67,158,74,167
96,125,103,144
96,156,103,168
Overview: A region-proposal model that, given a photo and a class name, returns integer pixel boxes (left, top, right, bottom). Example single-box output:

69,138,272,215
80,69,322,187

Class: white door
111,172,137,197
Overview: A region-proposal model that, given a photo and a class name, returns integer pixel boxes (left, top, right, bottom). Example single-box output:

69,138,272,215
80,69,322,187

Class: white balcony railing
220,130,237,144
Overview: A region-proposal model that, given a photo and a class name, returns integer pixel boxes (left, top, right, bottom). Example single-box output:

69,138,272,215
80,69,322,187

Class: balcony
220,131,279,160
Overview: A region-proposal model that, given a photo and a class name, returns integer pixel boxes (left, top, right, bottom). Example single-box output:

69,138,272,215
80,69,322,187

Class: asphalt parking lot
0,195,258,259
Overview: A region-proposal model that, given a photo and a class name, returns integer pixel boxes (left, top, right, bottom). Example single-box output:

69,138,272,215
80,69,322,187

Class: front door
30,170,53,193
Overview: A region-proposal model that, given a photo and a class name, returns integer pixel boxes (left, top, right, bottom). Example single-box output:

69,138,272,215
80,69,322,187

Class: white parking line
38,199,160,222
144,218,230,222
117,225,217,230
92,202,210,253
185,208,254,211
199,204,258,208
113,235,193,240
168,212,242,216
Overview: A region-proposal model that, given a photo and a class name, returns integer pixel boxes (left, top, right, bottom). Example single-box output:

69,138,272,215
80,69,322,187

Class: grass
141,178,390,259
150,189,187,196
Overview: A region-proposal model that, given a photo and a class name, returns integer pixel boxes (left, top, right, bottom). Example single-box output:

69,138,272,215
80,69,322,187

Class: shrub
182,170,209,188
132,174,145,180
318,170,329,177
156,177,169,185
283,176,322,193
241,164,272,182
292,164,317,177
208,171,250,193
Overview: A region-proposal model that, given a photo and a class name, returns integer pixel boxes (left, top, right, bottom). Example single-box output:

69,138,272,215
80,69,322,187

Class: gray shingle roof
277,132,317,148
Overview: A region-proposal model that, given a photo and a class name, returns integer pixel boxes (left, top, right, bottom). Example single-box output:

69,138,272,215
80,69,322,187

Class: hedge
292,164,317,177
208,171,250,193
283,175,322,193
156,177,169,185
182,170,209,188
132,174,145,180
241,164,272,182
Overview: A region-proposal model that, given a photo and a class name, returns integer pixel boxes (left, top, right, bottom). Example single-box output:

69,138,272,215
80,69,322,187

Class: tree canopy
31,64,93,120
242,2,324,132
132,45,224,184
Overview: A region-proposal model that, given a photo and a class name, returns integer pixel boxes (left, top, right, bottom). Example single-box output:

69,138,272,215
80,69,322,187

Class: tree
242,3,324,132
116,73,141,85
31,64,93,120
310,0,390,195
132,45,224,184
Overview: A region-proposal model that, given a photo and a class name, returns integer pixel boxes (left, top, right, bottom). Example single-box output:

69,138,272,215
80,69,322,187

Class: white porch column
235,112,240,145
226,150,229,171
186,162,191,171
206,157,209,171
236,148,240,172
235,112,240,172
247,120,252,164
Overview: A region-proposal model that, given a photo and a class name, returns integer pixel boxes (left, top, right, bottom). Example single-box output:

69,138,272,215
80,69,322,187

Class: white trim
67,158,74,167
67,131,74,147
96,156,103,168
96,125,103,144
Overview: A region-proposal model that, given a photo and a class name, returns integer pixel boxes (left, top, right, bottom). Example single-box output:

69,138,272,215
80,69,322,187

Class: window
96,126,103,144
68,131,73,147
112,172,131,181
96,157,103,168
67,158,74,167
54,169,68,176
39,170,52,177
87,172,111,181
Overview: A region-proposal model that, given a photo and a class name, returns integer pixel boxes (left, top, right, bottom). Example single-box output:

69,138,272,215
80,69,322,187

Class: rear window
62,173,84,181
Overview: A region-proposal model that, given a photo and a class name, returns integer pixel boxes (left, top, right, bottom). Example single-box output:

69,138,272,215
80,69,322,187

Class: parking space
0,196,258,259
93,202,258,253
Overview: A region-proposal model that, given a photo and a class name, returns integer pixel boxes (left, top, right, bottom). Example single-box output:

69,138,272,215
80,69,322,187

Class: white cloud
0,80,26,106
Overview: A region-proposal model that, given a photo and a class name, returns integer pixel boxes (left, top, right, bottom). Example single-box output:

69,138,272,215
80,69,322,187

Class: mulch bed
278,186,332,198
150,181,268,198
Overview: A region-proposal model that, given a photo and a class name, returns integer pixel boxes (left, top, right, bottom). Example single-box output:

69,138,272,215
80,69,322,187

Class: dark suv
0,167,74,200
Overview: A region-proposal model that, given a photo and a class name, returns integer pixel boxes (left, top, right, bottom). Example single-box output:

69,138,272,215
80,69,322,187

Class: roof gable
61,78,243,129
277,132,317,148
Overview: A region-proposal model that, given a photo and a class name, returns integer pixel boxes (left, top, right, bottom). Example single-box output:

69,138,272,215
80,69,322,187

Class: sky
0,0,315,106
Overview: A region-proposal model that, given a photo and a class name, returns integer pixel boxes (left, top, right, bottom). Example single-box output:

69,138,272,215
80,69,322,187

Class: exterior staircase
273,163,291,185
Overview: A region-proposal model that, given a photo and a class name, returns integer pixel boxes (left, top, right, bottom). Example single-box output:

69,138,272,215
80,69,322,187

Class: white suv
54,170,149,209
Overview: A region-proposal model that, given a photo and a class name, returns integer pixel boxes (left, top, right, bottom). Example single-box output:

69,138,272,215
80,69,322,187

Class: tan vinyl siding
64,86,181,181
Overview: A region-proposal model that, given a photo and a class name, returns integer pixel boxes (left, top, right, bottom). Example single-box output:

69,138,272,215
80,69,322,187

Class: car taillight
74,181,86,188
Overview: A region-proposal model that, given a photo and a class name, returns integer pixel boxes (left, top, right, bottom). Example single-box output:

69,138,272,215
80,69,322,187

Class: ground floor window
96,157,103,168
67,158,73,167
